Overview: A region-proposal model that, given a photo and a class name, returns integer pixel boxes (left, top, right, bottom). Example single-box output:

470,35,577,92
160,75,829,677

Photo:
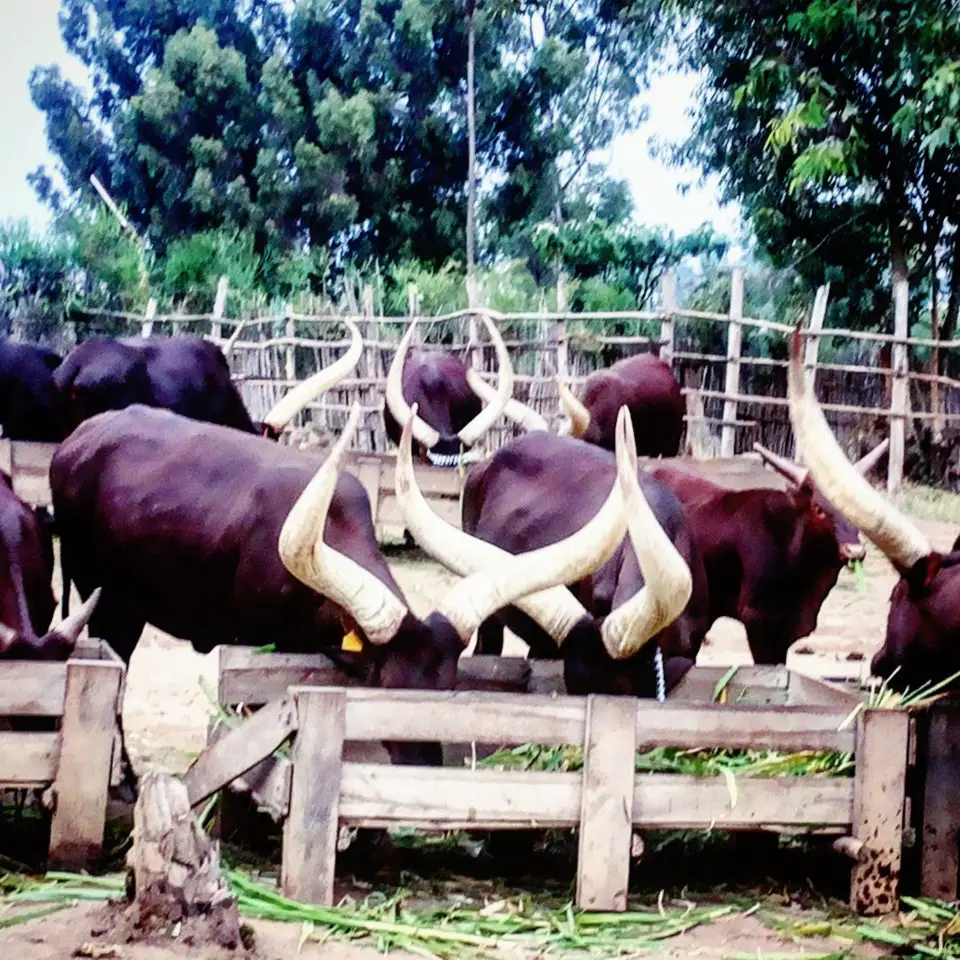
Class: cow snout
841,541,866,563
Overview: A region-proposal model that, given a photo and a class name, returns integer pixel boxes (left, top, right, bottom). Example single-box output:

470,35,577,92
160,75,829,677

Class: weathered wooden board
0,732,60,785
0,440,56,507
0,661,68,716
920,702,960,901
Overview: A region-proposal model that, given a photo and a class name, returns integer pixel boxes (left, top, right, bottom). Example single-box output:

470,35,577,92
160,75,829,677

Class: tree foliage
674,0,960,336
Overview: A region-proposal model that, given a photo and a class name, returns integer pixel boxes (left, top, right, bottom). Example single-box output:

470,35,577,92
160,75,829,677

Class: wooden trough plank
0,662,67,716
851,709,910,915
669,665,788,705
333,689,587,746
282,689,345,906
920,703,960,901
577,696,636,911
337,765,854,830
185,694,298,807
49,659,124,869
0,732,60,785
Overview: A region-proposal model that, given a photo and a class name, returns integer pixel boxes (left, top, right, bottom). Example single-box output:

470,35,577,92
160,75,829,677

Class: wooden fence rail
67,271,960,494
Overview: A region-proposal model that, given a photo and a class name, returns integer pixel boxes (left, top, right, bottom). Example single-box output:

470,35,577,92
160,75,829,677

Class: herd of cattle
0,317,957,747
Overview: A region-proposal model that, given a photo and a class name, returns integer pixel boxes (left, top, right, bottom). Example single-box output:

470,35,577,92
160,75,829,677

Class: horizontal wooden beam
0,732,60,786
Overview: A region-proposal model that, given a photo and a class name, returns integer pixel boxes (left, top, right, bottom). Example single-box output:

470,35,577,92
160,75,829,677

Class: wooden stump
125,771,241,950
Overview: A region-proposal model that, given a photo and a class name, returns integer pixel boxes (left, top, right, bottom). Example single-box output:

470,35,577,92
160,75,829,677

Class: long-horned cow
397,416,703,697
788,328,960,692
384,316,515,466
648,440,887,664
557,354,685,456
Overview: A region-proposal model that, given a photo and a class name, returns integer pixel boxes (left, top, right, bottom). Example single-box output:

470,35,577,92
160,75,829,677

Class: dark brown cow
384,315,514,466
0,479,97,659
648,443,885,664
50,405,625,708
0,340,64,442
433,427,708,698
558,354,684,456
788,328,960,692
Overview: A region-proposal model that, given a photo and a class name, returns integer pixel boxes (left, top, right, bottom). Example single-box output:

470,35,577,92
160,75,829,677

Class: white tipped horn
465,368,548,432
787,327,930,570
457,313,515,446
279,403,410,644
854,438,890,475
50,587,101,645
557,380,590,438
262,318,364,435
395,405,619,644
754,442,809,487
600,409,693,660
386,321,441,449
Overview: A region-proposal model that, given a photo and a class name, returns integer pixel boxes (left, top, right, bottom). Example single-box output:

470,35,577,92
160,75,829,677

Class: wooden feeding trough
0,440,56,508
0,639,126,868
185,648,908,916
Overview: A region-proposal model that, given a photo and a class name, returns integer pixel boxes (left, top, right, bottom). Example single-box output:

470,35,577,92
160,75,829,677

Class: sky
0,2,743,241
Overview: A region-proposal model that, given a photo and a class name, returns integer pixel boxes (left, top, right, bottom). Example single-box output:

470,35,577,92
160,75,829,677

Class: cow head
277,404,646,699
385,314,514,467
754,441,889,566
395,405,695,697
0,589,101,661
787,327,960,692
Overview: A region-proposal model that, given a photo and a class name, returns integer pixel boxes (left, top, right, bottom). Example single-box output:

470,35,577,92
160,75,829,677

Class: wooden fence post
888,278,909,496
850,709,909,914
466,277,481,371
282,688,346,905
284,303,296,385
720,267,745,458
920,703,960,901
555,275,569,381
576,695,637,911
211,276,229,340
792,284,830,460
140,299,157,338
659,271,677,367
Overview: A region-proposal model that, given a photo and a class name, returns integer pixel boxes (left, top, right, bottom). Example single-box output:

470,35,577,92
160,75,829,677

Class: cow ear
788,476,815,509
899,553,943,596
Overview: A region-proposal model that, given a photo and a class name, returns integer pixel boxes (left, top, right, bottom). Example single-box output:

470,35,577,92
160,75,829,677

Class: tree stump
124,771,241,950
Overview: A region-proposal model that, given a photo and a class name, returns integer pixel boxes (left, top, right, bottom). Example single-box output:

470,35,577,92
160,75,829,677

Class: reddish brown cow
559,354,684,456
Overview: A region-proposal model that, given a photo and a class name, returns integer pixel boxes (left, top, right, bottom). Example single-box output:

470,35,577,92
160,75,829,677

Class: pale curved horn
600,409,693,660
754,442,808,487
262,318,364,434
395,405,621,644
386,321,441,449
457,313,515,446
0,622,18,655
855,438,890,475
558,380,590,438
465,368,548,432
279,403,410,644
49,587,101,645
787,327,930,569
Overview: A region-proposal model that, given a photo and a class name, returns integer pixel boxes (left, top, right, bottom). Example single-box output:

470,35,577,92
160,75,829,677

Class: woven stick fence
68,270,960,495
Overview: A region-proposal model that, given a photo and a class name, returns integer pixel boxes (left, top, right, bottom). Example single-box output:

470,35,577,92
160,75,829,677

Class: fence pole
555,275,569,380
720,267,745,457
793,284,830,460
466,277,481,371
140,298,157,338
888,278,909,496
659,271,677,367
284,303,296,384
211,276,229,340
407,283,421,348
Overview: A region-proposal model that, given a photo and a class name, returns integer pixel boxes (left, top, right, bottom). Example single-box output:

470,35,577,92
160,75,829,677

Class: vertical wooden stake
720,267,745,458
888,278,909,496
140,299,157,338
555,275,569,381
851,709,910,914
576,696,637,911
794,284,830,461
659,271,677,367
282,689,346,905
211,276,229,341
920,703,960,900
284,303,296,385
49,659,124,869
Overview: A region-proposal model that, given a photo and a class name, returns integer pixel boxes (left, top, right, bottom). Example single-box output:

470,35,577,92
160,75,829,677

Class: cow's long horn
48,587,101,645
465,368,548,432
854,438,890,475
600,411,693,659
558,380,590,438
787,327,930,569
262,318,364,435
279,404,410,644
395,406,622,643
754,442,808,487
457,313,515,445
386,321,441,449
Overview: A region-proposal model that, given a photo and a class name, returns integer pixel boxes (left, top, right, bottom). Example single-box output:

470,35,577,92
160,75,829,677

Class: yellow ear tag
341,630,363,653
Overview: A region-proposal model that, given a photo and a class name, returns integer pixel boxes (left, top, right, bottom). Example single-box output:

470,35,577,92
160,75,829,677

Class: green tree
674,0,960,343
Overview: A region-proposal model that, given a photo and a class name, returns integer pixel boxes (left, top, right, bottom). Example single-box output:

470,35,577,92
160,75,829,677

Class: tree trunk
124,772,241,950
